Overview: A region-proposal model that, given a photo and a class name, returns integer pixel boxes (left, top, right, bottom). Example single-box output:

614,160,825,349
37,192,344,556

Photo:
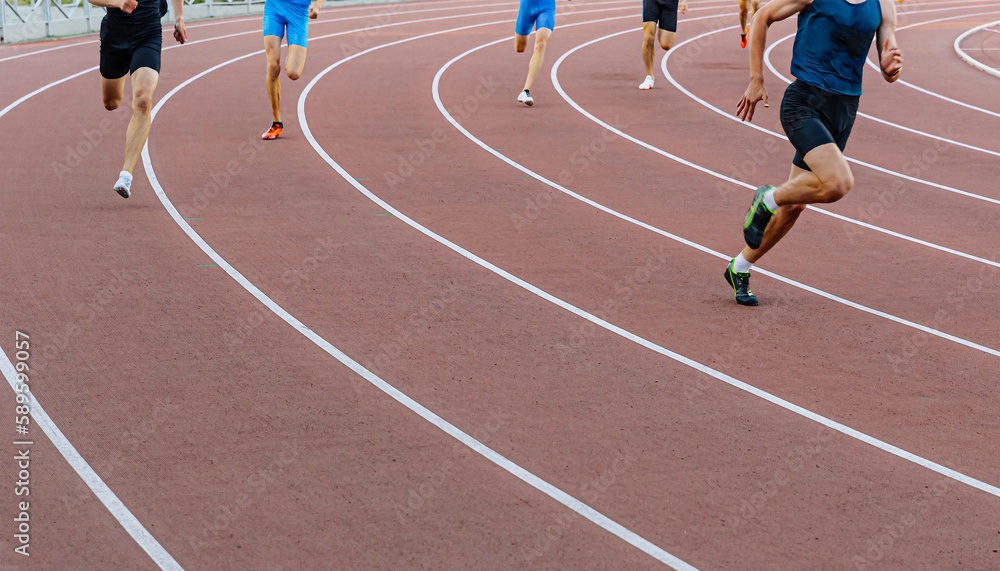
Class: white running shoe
114,171,132,199
639,75,655,90
517,89,534,107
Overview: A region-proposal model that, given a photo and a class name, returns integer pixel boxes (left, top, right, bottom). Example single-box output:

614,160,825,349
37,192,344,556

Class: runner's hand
119,0,137,13
736,77,768,122
881,38,902,79
680,0,688,14
174,17,187,44
309,5,319,18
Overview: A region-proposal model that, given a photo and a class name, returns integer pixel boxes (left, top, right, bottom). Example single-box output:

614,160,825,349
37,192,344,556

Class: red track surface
2,0,999,568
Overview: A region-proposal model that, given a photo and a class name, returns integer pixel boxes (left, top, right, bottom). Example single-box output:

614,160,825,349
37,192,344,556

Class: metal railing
1,0,265,43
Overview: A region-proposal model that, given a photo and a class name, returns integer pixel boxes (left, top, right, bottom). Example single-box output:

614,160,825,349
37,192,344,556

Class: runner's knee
104,97,121,111
286,68,301,80
267,61,281,79
132,93,153,114
819,173,853,202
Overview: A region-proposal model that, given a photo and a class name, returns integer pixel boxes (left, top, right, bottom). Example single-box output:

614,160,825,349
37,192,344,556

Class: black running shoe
743,184,776,249
724,260,758,306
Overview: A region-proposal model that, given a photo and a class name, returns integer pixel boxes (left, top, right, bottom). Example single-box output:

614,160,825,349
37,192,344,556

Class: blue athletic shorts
515,0,556,36
263,0,309,48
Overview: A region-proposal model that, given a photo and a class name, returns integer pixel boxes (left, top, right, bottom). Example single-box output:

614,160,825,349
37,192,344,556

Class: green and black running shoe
743,184,776,249
725,260,758,306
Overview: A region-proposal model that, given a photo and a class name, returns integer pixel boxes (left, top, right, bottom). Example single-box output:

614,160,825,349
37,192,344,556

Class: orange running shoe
262,121,283,140
741,31,748,49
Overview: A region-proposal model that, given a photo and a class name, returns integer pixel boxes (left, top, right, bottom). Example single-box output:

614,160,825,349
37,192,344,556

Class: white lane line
663,24,1000,207
0,6,634,570
0,0,528,119
0,348,183,569
862,9,1000,119
763,9,1000,157
434,26,1000,362
300,14,1000,512
147,11,699,571
0,0,655,112
955,19,1000,78
0,0,499,62
546,30,1000,345
543,22,1000,271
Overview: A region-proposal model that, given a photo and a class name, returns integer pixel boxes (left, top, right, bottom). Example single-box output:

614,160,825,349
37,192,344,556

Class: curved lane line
0,349,183,569
145,11,699,571
662,23,1000,207
307,15,1000,509
0,6,635,569
954,19,1000,78
0,0,513,63
862,10,1000,119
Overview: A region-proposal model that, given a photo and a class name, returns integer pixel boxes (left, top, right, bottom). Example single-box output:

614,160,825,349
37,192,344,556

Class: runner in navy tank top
722,0,903,306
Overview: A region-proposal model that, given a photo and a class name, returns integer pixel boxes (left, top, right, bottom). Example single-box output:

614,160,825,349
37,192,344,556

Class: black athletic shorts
643,0,679,33
99,15,163,79
779,80,860,171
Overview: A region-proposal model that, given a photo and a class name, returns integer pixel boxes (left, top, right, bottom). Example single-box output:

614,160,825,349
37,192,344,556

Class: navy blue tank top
790,0,882,96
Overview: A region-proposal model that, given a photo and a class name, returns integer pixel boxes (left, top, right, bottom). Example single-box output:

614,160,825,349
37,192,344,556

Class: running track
1,0,999,568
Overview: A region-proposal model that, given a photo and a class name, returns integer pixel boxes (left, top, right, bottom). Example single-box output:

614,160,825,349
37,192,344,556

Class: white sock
117,171,133,185
763,187,778,211
732,252,753,274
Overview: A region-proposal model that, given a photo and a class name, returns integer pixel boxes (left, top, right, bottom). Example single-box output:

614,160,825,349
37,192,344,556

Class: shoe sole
115,186,130,199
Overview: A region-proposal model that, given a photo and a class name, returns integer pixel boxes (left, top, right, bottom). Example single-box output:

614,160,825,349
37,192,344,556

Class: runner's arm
172,0,187,43
310,0,325,19
87,0,134,10
876,0,902,82
736,0,812,122
748,0,811,83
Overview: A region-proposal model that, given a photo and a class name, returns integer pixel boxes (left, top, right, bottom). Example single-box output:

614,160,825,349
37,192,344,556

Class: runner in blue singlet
724,0,903,306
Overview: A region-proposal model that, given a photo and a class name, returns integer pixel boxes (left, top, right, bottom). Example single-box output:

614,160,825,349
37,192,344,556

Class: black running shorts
779,80,860,171
643,0,679,33
99,15,163,79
